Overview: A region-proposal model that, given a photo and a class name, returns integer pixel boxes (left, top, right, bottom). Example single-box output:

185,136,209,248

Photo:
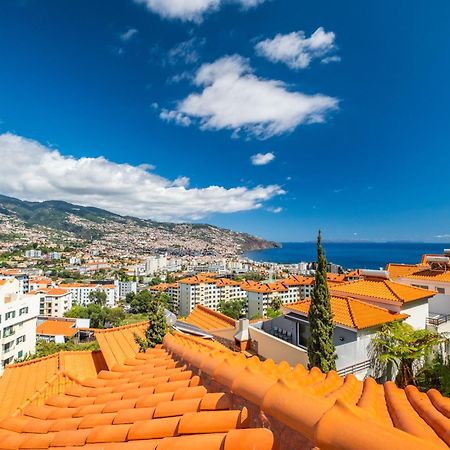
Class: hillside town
0,238,450,450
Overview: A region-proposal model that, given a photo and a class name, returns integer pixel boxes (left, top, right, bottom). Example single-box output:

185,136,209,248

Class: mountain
0,194,279,256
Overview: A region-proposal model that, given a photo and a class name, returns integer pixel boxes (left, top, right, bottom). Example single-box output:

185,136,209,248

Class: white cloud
255,27,338,70
251,152,275,166
160,55,338,139
120,28,138,42
167,37,205,65
267,206,283,213
0,133,285,221
134,0,265,22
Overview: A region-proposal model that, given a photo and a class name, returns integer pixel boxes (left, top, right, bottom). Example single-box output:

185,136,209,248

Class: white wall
429,294,450,316
249,324,308,367
401,299,429,329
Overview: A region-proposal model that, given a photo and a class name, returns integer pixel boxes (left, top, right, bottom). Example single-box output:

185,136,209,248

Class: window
17,351,23,359
3,326,14,338
5,311,15,320
437,287,446,294
19,307,28,316
3,341,14,352
16,335,26,344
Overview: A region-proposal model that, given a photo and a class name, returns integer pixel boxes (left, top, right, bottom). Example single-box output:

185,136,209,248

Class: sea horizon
244,241,450,270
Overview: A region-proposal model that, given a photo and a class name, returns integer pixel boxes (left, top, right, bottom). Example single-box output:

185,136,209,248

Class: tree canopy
218,299,245,320
372,320,446,388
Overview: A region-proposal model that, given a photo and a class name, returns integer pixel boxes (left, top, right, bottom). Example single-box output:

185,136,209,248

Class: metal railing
426,314,450,326
338,359,372,377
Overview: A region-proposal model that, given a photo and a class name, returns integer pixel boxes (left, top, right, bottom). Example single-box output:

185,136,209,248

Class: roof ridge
93,321,147,333
196,305,236,327
345,297,358,329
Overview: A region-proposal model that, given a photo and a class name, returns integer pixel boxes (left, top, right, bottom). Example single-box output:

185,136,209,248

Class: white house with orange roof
0,278,39,371
387,250,450,335
250,295,409,379
330,270,435,329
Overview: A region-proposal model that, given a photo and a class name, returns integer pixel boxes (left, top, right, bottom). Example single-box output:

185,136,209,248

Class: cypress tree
135,297,167,352
307,231,337,372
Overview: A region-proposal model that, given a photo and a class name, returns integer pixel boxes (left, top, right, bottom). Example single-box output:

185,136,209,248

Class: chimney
234,318,251,351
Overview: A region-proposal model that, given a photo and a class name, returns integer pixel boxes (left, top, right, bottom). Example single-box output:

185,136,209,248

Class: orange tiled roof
183,305,236,331
386,263,420,279
0,324,449,449
0,351,106,419
95,322,147,370
240,280,288,294
285,297,409,330
30,288,69,296
215,278,241,287
36,320,78,337
282,275,315,286
162,333,449,450
149,283,178,292
331,278,435,304
399,268,450,283
0,343,274,449
178,274,217,285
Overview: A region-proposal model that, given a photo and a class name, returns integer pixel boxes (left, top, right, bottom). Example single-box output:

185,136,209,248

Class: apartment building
115,280,137,299
178,275,246,316
31,288,72,318
0,278,39,371
59,283,116,307
149,282,179,312
0,269,29,294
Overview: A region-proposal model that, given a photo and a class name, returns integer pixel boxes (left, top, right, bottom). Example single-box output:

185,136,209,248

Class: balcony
3,329,15,339
337,359,372,377
426,313,450,327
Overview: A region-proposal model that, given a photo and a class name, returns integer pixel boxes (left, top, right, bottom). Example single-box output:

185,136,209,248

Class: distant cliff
0,194,278,256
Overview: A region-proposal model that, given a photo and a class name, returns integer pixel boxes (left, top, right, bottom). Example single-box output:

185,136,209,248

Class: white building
31,288,72,318
330,271,435,330
0,278,39,371
145,255,168,276
24,249,42,259
115,280,137,299
59,283,116,307
387,253,450,337
178,275,246,316
0,270,29,294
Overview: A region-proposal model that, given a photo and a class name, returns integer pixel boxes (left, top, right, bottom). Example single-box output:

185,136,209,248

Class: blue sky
0,0,449,242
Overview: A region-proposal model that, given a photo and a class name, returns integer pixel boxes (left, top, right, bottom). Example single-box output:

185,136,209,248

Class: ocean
244,242,450,270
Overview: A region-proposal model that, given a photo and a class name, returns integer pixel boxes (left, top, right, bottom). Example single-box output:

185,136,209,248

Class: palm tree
372,321,446,388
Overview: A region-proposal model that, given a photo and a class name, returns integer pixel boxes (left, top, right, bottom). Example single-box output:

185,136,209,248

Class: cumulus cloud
160,55,338,139
120,28,138,42
134,0,265,22
255,27,338,70
251,152,275,166
0,133,284,221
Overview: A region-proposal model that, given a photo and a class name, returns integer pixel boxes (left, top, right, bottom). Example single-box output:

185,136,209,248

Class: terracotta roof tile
36,320,78,337
0,351,107,419
331,278,435,304
285,297,409,330
182,305,236,331
94,323,147,369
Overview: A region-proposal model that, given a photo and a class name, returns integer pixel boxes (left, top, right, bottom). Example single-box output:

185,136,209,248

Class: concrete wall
249,324,308,367
429,294,450,315
401,299,429,329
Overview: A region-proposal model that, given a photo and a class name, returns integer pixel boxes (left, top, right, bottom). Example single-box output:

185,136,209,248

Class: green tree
89,290,107,306
135,296,168,351
416,354,450,396
22,339,100,361
218,299,245,320
307,231,337,372
372,321,446,388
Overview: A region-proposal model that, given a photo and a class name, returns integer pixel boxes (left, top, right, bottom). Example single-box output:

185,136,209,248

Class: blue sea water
244,242,450,270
